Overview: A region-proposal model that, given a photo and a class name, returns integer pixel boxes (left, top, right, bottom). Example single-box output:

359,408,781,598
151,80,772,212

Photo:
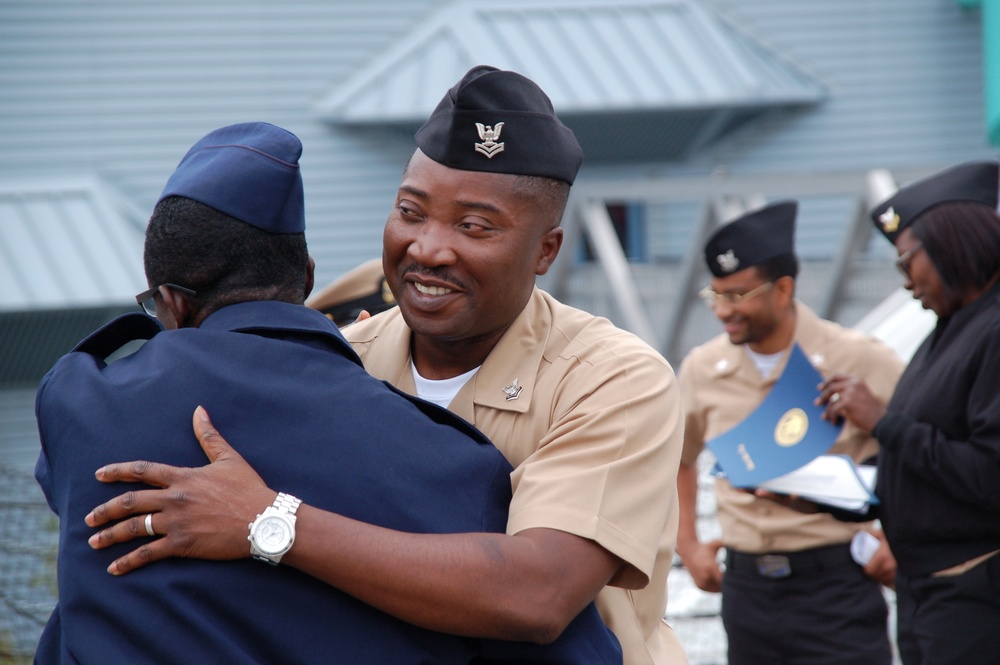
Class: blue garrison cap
415,65,584,185
158,122,305,234
704,201,798,277
871,160,1000,243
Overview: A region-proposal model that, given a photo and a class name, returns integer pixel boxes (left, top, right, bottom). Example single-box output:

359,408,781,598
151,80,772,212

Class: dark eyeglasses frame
894,242,924,278
698,281,774,308
135,283,198,317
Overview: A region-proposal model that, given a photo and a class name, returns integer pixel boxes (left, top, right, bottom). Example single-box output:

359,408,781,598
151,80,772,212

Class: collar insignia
502,377,522,401
714,358,729,372
879,207,900,233
716,249,739,273
475,122,505,159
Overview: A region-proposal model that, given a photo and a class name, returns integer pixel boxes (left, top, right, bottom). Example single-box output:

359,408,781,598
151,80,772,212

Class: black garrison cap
158,122,305,234
415,65,584,185
704,201,797,278
871,160,1000,243
306,259,396,327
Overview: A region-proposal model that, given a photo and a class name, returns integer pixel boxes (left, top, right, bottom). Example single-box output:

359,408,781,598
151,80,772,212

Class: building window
580,202,647,262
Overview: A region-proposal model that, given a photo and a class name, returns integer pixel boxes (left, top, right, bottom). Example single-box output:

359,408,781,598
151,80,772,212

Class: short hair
144,196,309,317
511,174,571,228
753,253,800,282
910,201,1000,302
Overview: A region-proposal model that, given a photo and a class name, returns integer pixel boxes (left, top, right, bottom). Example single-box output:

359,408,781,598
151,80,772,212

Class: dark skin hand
815,373,887,434
86,407,276,567
86,407,622,642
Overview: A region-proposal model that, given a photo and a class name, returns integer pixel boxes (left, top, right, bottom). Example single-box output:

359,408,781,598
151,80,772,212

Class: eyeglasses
135,283,197,317
698,281,774,308
894,242,924,278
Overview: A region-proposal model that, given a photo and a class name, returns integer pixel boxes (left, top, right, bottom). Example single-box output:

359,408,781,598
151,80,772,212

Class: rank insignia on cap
879,206,900,233
416,66,583,183
475,122,505,158
869,161,1000,243
703,201,797,278
502,378,522,401
716,249,740,273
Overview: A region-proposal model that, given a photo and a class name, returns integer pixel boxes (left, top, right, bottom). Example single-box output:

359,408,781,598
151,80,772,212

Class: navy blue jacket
34,301,620,665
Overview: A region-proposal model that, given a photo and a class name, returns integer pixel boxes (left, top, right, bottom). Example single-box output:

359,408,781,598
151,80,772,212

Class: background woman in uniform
817,160,1000,664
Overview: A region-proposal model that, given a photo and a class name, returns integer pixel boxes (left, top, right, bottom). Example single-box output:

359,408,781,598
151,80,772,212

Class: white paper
755,454,878,512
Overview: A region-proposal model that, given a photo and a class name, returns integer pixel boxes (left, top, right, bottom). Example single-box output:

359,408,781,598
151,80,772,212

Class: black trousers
895,553,1000,665
722,544,892,665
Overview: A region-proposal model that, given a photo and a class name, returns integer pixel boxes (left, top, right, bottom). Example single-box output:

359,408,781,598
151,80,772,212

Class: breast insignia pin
502,378,522,401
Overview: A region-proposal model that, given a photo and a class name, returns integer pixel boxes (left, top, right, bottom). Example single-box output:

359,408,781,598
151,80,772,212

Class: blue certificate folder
707,343,843,488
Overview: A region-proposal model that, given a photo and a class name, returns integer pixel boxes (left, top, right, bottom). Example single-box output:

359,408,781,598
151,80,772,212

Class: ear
159,285,194,330
773,275,796,307
304,256,316,301
535,226,564,276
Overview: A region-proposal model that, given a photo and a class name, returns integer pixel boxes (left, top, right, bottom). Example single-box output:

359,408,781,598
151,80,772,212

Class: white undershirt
411,362,480,408
744,345,785,380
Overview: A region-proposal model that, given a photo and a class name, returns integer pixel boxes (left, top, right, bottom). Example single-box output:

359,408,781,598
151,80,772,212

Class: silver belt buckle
756,554,792,578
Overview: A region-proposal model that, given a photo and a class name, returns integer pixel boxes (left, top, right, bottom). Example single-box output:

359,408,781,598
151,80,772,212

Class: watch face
253,515,292,555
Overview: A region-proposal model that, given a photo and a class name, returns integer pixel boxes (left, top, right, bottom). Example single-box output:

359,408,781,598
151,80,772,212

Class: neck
410,328,508,380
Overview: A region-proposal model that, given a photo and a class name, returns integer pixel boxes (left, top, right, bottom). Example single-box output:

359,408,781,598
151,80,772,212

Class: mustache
398,263,467,291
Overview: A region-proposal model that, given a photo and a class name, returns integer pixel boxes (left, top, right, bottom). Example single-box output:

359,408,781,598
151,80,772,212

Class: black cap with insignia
415,65,584,185
306,258,396,327
704,201,797,278
870,160,1000,243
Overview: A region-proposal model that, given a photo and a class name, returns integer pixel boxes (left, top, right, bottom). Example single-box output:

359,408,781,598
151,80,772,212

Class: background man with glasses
676,201,904,665
32,121,621,664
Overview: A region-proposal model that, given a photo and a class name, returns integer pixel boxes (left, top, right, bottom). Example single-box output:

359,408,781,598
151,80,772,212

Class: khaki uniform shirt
679,303,905,553
345,288,687,665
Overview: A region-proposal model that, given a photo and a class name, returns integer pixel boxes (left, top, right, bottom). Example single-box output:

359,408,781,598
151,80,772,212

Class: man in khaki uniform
85,66,687,665
341,65,685,665
677,201,904,664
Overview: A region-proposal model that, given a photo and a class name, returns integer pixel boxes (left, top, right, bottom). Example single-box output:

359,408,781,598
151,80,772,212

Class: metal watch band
272,492,302,516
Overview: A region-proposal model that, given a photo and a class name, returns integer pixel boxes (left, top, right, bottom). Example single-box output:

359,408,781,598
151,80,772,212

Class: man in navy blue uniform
33,122,620,664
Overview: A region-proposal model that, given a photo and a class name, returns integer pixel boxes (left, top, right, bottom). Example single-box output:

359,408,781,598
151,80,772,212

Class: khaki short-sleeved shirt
346,287,687,665
678,303,905,553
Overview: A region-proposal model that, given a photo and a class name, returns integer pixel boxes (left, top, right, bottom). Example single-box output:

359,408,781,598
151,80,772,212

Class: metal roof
315,0,827,161
0,176,147,312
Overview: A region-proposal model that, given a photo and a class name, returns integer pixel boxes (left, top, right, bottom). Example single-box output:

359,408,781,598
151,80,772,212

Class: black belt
726,543,855,579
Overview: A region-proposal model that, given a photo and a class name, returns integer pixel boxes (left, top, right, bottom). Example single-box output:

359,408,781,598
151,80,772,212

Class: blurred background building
1,0,994,661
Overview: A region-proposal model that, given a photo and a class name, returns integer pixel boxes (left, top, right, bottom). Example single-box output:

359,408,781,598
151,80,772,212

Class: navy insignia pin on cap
704,201,798,277
415,65,584,185
870,160,1000,243
158,122,305,234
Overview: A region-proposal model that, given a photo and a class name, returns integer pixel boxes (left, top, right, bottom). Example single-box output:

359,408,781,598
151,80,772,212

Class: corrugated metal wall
697,0,990,172
0,0,451,288
1,0,993,313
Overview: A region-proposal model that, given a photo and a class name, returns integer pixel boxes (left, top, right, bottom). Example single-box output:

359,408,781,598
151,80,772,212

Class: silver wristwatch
248,492,302,565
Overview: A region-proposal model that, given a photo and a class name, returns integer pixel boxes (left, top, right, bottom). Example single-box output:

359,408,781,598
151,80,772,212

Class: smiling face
382,150,564,376
707,267,795,354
